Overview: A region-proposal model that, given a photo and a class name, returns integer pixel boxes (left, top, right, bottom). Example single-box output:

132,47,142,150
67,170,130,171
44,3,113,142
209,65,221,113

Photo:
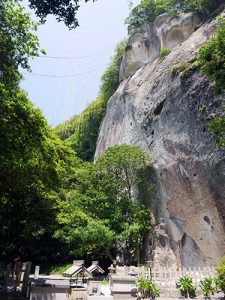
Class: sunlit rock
96,12,225,268
120,12,200,80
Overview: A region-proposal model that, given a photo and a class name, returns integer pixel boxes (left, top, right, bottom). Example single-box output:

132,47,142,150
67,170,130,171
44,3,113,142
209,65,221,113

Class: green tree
0,84,75,259
55,40,127,161
126,0,222,35
0,0,41,88
55,144,153,264
216,256,225,295
27,0,94,29
100,39,127,104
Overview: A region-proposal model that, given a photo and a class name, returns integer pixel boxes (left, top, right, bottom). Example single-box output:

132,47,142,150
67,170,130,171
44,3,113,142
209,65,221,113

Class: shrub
197,17,225,93
160,47,171,59
136,277,160,299
216,256,225,295
50,263,72,276
207,117,225,147
125,0,217,35
176,275,196,298
200,277,216,298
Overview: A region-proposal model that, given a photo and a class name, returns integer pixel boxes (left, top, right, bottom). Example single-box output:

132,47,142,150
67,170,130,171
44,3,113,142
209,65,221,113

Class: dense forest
1,0,225,271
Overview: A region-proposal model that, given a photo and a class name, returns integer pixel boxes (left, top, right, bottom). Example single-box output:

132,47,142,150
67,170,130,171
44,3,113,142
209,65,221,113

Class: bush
200,277,216,298
197,17,225,93
50,263,72,276
136,277,160,299
176,275,196,298
160,47,171,59
125,0,218,35
216,256,225,294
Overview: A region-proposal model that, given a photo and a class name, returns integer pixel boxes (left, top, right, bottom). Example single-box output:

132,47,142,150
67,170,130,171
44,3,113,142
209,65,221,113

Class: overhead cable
22,64,108,78
37,46,114,60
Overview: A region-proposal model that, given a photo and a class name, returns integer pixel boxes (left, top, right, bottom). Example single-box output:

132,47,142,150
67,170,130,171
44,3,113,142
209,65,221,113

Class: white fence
115,266,216,287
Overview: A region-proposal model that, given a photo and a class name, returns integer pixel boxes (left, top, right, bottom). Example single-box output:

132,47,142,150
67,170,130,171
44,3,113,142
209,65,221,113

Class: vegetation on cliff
198,17,225,93
55,40,127,161
126,0,225,34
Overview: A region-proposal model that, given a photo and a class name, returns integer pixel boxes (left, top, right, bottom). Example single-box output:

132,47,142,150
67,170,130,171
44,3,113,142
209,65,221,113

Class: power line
22,64,108,78
37,46,114,60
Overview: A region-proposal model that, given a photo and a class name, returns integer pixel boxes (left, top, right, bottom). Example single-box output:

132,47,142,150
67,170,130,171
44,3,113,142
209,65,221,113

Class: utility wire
37,46,114,60
21,64,108,78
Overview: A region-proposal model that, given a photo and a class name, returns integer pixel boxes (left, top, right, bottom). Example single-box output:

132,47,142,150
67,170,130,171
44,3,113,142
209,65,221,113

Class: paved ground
87,292,225,300
30,276,225,300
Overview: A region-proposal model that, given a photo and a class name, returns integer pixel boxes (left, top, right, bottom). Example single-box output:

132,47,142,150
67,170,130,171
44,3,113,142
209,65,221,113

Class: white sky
20,0,140,126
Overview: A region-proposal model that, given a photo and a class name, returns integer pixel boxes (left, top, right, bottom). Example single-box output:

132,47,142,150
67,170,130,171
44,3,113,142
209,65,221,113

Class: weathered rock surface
119,12,200,80
96,13,225,267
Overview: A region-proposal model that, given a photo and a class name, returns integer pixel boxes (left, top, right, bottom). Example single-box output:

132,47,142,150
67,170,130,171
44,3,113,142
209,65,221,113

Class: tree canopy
0,0,77,261
55,145,153,265
126,0,225,34
0,0,41,88
27,0,95,29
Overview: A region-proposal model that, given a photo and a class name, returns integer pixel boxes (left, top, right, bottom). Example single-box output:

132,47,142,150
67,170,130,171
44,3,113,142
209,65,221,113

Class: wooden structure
87,261,105,275
63,260,92,278
0,261,31,299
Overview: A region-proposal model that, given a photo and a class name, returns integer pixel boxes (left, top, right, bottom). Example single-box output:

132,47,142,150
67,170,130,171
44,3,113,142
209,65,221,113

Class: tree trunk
136,239,141,266
105,247,115,262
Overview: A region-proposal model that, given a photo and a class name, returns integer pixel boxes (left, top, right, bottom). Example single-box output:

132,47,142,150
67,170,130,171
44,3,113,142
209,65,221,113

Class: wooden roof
87,264,105,274
63,265,92,277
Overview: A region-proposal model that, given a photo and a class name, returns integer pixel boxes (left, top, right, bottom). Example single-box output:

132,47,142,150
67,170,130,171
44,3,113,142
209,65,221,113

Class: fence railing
0,261,31,297
115,266,216,287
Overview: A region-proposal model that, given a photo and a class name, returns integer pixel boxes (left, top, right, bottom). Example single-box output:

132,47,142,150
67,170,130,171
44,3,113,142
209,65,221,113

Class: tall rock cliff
95,12,225,268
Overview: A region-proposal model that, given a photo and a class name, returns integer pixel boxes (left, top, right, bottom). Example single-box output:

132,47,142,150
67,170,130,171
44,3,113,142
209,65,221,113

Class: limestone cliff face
120,12,200,80
95,12,225,267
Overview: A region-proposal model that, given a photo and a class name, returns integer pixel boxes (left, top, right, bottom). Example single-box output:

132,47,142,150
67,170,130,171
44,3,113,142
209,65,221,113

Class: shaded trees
0,0,76,261
55,145,153,265
0,85,75,259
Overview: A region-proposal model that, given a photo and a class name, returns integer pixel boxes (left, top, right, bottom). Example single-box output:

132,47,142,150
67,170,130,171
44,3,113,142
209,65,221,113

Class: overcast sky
21,0,140,126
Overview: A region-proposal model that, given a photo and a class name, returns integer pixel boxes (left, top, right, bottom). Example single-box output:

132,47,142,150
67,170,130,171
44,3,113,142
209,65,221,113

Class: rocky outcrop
120,12,200,80
96,12,225,267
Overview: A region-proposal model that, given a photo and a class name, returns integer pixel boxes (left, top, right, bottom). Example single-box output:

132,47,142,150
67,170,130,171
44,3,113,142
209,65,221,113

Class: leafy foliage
207,117,225,147
160,47,171,59
0,84,76,259
50,263,72,276
136,277,160,299
27,0,94,29
55,40,127,161
197,17,225,93
0,0,78,262
0,0,41,88
126,0,222,35
99,40,127,105
55,145,153,263
176,275,196,298
216,256,225,294
200,278,216,298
